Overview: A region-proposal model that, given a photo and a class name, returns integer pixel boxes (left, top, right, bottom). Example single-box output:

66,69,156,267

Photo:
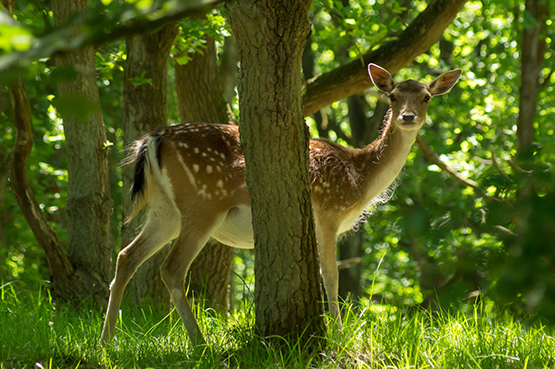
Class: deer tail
123,134,163,224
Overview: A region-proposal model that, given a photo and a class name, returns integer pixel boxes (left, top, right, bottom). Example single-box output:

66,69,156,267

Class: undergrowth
1,281,554,368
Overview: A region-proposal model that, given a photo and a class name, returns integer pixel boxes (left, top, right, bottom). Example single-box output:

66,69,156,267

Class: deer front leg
317,226,343,329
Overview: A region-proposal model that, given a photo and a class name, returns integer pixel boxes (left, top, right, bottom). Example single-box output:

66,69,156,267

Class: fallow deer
101,64,461,344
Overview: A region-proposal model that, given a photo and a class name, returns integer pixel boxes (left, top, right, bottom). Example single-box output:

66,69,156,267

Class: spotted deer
101,64,461,344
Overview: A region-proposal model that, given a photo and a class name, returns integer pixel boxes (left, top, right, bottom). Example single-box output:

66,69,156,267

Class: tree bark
175,31,234,312
51,0,113,302
303,0,468,116
176,34,228,124
227,0,325,341
517,0,547,157
122,23,178,305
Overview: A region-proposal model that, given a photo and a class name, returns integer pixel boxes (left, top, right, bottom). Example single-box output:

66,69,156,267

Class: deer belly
337,207,366,234
212,204,255,249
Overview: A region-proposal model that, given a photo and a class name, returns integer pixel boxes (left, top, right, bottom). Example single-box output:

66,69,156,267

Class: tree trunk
512,0,548,273
175,31,234,312
517,0,547,157
227,0,325,341
0,152,10,247
51,0,113,302
122,24,178,305
175,35,228,124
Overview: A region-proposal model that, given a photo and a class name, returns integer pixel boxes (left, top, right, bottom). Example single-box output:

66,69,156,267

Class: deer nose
402,113,416,122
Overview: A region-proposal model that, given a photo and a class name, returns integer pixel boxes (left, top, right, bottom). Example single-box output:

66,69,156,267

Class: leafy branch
415,135,499,203
0,0,227,71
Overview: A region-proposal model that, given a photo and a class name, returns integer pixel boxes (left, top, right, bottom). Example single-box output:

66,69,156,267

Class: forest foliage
1,0,555,325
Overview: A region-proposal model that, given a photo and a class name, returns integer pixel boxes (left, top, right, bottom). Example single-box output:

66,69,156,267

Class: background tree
516,0,547,157
52,0,114,301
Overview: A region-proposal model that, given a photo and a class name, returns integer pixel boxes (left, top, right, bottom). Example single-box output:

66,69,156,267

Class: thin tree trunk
338,226,364,302
227,0,325,341
122,24,178,305
517,0,547,157
175,31,234,312
176,35,228,124
513,0,548,251
51,0,113,302
219,34,240,106
7,75,78,298
0,153,10,247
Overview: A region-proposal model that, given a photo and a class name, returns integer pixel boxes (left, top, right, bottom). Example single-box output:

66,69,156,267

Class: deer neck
355,110,420,202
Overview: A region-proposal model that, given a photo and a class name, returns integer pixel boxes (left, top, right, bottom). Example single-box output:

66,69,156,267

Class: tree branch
0,0,228,71
303,0,468,116
337,257,363,271
415,135,499,203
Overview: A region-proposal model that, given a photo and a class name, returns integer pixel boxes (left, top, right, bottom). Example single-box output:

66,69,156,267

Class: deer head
368,63,462,132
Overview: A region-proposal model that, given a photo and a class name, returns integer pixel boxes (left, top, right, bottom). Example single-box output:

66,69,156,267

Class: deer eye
423,95,431,103
389,94,397,102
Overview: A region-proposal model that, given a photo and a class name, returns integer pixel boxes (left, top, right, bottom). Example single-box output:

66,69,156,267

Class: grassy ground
1,282,554,368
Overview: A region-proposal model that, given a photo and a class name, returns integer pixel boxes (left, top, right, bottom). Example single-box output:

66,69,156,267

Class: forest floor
1,283,554,369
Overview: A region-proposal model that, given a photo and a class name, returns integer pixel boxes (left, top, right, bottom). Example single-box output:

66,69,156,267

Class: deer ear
428,69,462,96
368,63,395,93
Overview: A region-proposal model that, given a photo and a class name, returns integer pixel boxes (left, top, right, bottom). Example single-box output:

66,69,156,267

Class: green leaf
0,24,33,53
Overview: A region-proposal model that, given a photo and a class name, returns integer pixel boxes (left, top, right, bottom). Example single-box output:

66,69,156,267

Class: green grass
1,282,554,368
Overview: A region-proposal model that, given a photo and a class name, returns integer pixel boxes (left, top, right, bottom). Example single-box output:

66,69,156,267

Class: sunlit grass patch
1,283,555,368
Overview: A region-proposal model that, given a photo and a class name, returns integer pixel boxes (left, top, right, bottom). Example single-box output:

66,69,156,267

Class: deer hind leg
160,214,226,345
101,203,180,344
317,226,343,329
